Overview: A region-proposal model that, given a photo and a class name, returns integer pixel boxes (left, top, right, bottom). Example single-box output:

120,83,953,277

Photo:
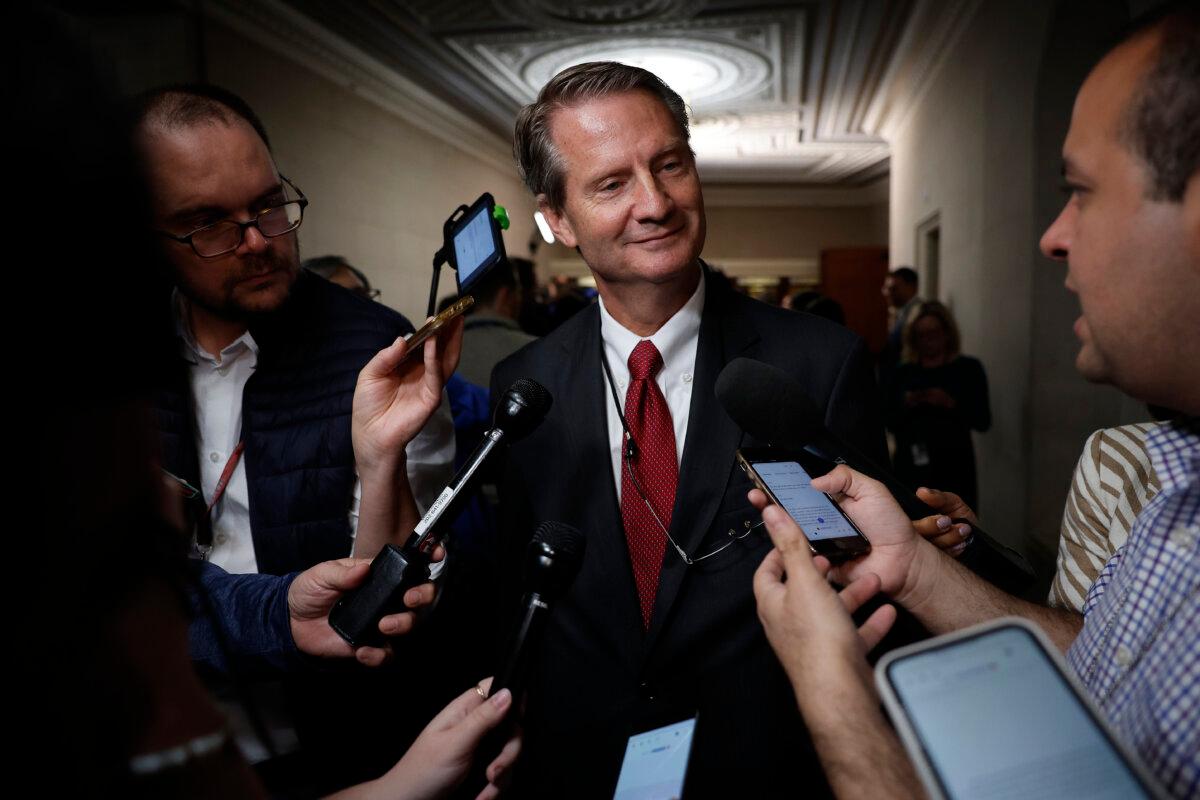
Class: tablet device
613,714,697,800
876,617,1164,800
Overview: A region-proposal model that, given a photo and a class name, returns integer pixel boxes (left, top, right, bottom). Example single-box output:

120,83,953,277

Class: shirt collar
172,289,259,366
598,272,705,373
1145,417,1200,496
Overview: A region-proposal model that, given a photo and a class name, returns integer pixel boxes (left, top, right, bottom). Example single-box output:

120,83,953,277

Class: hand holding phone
401,295,473,364
877,618,1165,800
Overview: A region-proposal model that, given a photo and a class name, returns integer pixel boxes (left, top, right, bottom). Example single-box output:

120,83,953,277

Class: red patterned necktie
620,339,678,629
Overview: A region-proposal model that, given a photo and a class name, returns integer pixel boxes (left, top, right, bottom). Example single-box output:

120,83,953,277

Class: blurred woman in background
885,301,991,508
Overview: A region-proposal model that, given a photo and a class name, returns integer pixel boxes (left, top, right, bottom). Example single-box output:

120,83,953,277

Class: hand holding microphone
330,378,553,647
466,521,586,795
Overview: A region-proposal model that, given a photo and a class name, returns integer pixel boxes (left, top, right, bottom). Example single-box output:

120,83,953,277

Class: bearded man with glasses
133,84,456,790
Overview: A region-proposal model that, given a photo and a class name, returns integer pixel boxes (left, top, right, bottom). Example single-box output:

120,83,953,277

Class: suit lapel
644,276,760,649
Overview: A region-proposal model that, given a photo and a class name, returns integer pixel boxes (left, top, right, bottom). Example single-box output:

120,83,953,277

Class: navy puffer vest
153,271,413,575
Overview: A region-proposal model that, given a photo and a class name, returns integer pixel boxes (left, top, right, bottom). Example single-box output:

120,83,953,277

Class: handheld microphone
467,521,585,794
329,378,553,647
490,521,586,699
716,358,1033,591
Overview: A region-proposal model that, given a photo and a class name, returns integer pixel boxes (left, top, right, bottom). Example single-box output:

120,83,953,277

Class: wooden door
820,247,889,355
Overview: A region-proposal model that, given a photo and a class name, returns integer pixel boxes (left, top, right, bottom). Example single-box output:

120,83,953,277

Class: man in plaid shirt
749,4,1198,798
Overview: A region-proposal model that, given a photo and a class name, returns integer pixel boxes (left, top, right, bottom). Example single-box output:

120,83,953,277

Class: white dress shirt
176,296,455,574
599,276,705,501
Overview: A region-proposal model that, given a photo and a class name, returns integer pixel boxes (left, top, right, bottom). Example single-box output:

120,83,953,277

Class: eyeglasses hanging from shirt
599,339,763,566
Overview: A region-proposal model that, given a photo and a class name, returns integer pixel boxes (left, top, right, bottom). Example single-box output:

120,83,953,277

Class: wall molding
202,0,515,174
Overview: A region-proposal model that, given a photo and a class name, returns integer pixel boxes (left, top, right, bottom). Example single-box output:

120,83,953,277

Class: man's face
1039,32,1200,403
538,90,705,294
882,275,914,308
140,118,299,321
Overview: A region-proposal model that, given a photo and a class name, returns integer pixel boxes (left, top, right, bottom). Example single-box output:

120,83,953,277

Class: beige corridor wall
203,24,536,325
889,1,1054,557
703,204,889,265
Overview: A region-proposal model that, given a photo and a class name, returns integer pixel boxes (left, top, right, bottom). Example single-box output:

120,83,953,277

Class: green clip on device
426,192,510,317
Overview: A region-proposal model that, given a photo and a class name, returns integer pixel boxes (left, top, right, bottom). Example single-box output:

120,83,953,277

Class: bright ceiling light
533,210,555,244
554,45,732,106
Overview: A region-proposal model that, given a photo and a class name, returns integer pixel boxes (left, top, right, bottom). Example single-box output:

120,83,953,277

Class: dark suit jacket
490,271,885,798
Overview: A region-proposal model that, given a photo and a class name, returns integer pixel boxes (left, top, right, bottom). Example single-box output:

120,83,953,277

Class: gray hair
513,61,691,211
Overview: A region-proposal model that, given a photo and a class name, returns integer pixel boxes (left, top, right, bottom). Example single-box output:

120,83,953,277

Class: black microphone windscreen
532,520,586,569
716,358,825,447
495,377,553,438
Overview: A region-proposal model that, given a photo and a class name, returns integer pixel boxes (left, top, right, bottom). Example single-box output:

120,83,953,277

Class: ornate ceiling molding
203,0,515,173
243,0,985,190
497,0,703,30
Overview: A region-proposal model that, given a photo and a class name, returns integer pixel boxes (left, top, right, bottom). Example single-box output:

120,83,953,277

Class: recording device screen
453,202,500,293
882,623,1154,800
613,716,696,800
750,459,860,542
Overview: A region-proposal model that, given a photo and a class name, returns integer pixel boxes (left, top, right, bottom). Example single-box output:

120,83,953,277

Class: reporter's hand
749,466,921,600
287,555,442,667
353,317,464,475
376,544,445,638
753,502,896,689
912,486,976,557
374,678,520,800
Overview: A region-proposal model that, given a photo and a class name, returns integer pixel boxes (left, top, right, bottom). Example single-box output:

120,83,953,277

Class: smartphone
450,192,506,296
876,618,1165,800
613,714,697,800
736,447,871,561
402,294,473,362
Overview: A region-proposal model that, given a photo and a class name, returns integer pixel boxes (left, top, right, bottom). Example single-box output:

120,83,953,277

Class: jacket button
639,681,655,701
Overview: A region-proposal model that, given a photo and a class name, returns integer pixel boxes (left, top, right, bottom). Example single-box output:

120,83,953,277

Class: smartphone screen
453,204,496,290
750,460,861,542
885,625,1153,799
613,717,696,800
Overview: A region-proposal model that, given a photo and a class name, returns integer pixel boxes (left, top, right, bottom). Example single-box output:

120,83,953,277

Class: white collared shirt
599,275,705,501
176,295,455,574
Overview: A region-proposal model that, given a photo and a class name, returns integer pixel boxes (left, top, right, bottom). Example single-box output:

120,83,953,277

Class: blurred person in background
304,254,381,300
885,300,991,508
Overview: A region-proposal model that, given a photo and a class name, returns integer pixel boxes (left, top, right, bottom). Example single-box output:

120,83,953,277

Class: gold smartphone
402,295,473,362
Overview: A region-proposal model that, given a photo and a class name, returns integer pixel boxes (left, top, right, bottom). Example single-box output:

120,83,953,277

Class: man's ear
537,195,577,248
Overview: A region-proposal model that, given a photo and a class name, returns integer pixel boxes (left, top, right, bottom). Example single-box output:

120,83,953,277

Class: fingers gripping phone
736,447,871,561
402,294,473,362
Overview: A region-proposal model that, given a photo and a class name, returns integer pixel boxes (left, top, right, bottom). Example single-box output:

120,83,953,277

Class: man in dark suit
490,61,885,797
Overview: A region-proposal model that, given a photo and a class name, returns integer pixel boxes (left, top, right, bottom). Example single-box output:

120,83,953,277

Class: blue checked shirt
1067,418,1199,798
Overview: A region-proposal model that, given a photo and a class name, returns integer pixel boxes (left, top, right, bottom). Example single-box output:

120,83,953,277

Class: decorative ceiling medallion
522,37,771,108
498,0,700,29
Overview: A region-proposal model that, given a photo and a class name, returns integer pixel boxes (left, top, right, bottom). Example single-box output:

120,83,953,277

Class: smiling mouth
630,228,682,245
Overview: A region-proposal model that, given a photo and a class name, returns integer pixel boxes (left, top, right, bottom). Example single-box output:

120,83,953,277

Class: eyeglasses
623,447,765,566
157,175,308,258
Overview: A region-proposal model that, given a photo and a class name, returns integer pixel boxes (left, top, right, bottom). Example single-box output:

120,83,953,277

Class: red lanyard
206,441,245,520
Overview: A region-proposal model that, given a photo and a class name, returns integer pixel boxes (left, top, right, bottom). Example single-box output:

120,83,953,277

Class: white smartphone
875,617,1165,800
612,715,697,800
